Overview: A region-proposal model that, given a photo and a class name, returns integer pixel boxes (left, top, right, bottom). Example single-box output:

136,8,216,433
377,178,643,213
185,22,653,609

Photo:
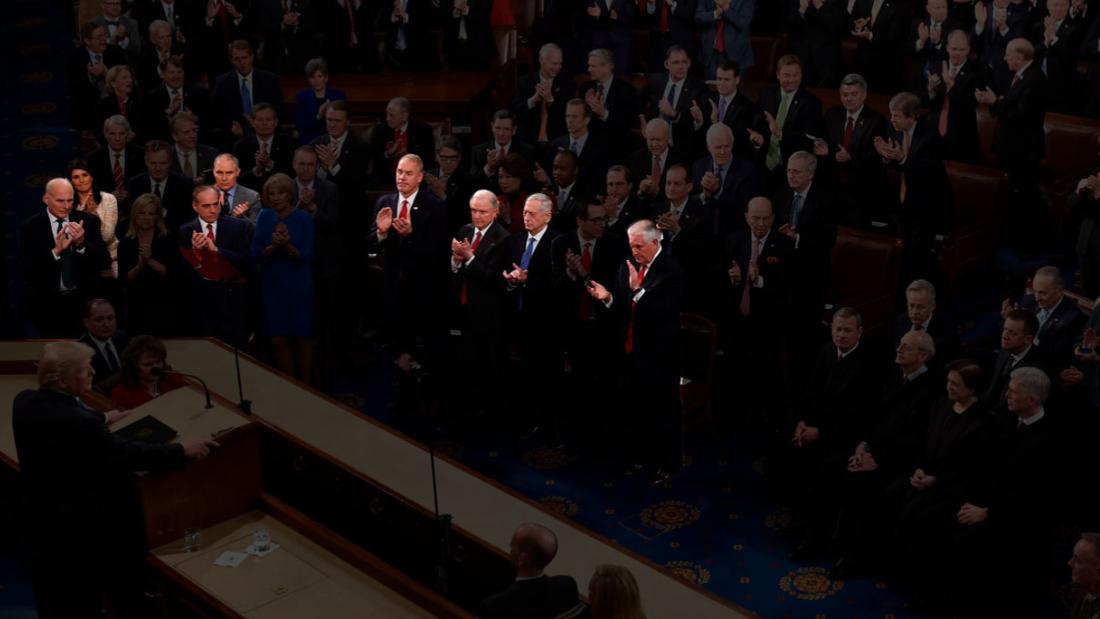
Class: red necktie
842,116,854,151
659,2,670,32
398,199,409,220
579,242,594,320
118,97,127,117
651,155,661,183
112,154,125,191
739,237,760,316
714,15,726,53
460,229,482,305
938,65,957,137
207,223,216,243
345,0,357,46
625,264,648,354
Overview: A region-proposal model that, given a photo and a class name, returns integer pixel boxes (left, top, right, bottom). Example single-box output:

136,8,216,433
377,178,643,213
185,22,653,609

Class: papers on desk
212,542,281,567
245,542,280,558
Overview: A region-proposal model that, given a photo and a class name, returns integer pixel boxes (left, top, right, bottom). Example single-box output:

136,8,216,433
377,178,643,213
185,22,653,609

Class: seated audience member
549,99,609,197
233,102,296,189
425,135,476,234
824,330,939,578
782,308,879,553
512,43,570,144
212,153,262,224
582,564,646,619
88,115,144,206
294,58,347,146
892,279,960,365
692,60,756,161
110,335,188,409
128,140,196,233
78,298,129,386
250,174,316,384
67,22,127,131
692,122,759,234
1001,265,1086,368
118,193,180,336
479,523,581,619
95,65,140,143
981,308,1045,417
495,153,532,233
642,45,706,150
368,97,437,183
628,118,689,205
170,111,218,183
70,159,120,281
212,39,284,144
1063,532,1100,619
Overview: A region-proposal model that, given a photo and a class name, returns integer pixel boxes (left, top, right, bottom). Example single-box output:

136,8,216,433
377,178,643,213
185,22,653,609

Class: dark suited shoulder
478,574,581,619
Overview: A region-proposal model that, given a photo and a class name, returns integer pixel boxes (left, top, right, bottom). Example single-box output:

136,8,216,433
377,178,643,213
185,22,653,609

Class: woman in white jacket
69,160,119,278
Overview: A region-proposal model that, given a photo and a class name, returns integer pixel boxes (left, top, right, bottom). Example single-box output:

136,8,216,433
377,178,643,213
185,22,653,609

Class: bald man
21,178,110,337
479,523,581,619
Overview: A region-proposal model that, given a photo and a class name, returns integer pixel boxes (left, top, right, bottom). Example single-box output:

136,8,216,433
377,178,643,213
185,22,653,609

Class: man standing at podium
13,341,217,619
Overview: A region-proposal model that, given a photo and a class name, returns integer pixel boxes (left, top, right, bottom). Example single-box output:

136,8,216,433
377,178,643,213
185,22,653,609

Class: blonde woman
118,193,180,335
584,565,646,619
69,159,119,278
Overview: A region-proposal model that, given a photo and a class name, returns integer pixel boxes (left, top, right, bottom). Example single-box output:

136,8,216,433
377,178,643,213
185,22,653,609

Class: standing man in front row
178,185,253,348
588,219,684,485
14,341,217,618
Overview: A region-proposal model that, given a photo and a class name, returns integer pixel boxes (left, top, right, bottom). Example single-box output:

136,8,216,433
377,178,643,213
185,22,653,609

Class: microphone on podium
151,367,213,409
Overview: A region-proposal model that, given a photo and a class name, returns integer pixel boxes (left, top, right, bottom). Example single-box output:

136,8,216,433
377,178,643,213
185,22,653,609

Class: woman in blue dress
251,173,316,383
294,58,347,145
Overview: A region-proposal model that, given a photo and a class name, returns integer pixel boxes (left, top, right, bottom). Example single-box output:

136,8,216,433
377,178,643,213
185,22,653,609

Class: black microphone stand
429,440,454,595
234,346,252,415
156,368,213,409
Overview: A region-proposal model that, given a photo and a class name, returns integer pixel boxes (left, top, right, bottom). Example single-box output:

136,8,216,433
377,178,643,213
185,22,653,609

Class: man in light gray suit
212,153,262,225
92,0,142,57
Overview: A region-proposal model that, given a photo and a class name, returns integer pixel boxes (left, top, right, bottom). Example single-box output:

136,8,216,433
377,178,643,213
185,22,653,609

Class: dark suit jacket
548,133,609,197
1032,17,1084,110
78,332,131,382
177,216,253,282
772,183,836,289
891,310,961,365
605,196,652,239
981,345,1047,413
310,132,370,204
851,0,912,93
302,177,342,279
607,249,684,387
890,118,953,236
440,0,495,69
367,119,437,182
478,574,581,619
170,144,218,180
88,146,146,196
921,59,987,164
136,43,189,94
909,15,964,75
819,104,889,223
917,398,992,501
990,60,1046,166
469,139,536,188
577,77,641,158
753,86,823,170
798,342,881,453
506,227,561,324
21,210,110,305
211,68,285,136
427,167,476,235
972,0,1029,92
66,44,128,130
453,221,510,331
718,229,795,322
643,73,707,148
551,231,625,321
1021,294,1088,367
657,197,713,310
698,90,757,160
511,71,573,144
368,191,449,298
126,172,195,232
138,85,212,143
627,146,689,203
860,368,940,476
785,0,847,87
690,155,760,234
233,133,296,188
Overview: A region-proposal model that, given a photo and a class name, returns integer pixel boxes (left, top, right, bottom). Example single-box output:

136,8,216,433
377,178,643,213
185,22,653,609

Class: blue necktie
241,79,252,115
718,97,728,121
664,83,677,121
520,236,536,269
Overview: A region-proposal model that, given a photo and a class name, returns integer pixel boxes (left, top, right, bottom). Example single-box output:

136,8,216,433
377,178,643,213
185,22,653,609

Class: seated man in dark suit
66,22,127,131
654,164,713,313
22,178,110,337
367,97,437,184
177,185,253,348
814,73,889,225
425,135,476,235
628,118,689,205
127,140,195,233
892,279,960,365
232,103,295,190
479,523,581,619
77,298,129,387
642,45,706,150
691,60,756,161
471,109,535,191
211,39,285,146
548,99,610,198
692,122,759,234
1002,265,1086,369
921,30,987,165
981,309,1044,418
511,43,571,144
578,48,641,163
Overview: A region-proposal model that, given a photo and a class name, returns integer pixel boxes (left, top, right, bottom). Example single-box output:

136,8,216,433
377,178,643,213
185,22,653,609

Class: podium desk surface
110,386,251,443
153,510,435,619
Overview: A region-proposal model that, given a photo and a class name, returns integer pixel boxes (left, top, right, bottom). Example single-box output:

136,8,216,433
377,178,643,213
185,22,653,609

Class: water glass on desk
252,527,271,553
182,528,203,552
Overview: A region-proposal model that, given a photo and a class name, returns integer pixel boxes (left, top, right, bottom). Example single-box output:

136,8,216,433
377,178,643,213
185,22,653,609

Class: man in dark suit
310,100,369,208
1007,265,1087,368
503,194,562,439
921,30,987,164
321,0,379,72
440,0,494,70
773,151,836,360
512,43,571,144
975,37,1046,248
692,122,760,234
232,103,295,189
850,0,912,93
748,55,823,189
22,179,110,337
479,523,581,619
177,185,254,348
13,341,214,619
548,100,610,198
470,109,535,189
380,0,434,70
628,119,689,204
696,0,755,79
785,0,847,88
577,49,641,163
587,219,685,483
77,298,129,385
654,164,713,313
169,111,218,183
259,0,318,73
909,0,962,86
450,190,510,420
127,140,195,232
972,0,1030,92
368,97,437,184
643,0,698,73
425,135,477,235
133,0,189,39
581,0,635,75
1072,166,1100,296
544,150,586,232
691,60,756,160
369,154,450,369
1081,9,1100,117
642,45,707,149
67,22,128,131
88,115,145,208
981,309,1045,415
602,166,651,239
93,0,143,58
136,19,187,90
891,279,960,365
1032,0,1083,112
874,92,952,283
211,40,284,146
815,73,890,225
138,56,211,144
718,197,796,429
